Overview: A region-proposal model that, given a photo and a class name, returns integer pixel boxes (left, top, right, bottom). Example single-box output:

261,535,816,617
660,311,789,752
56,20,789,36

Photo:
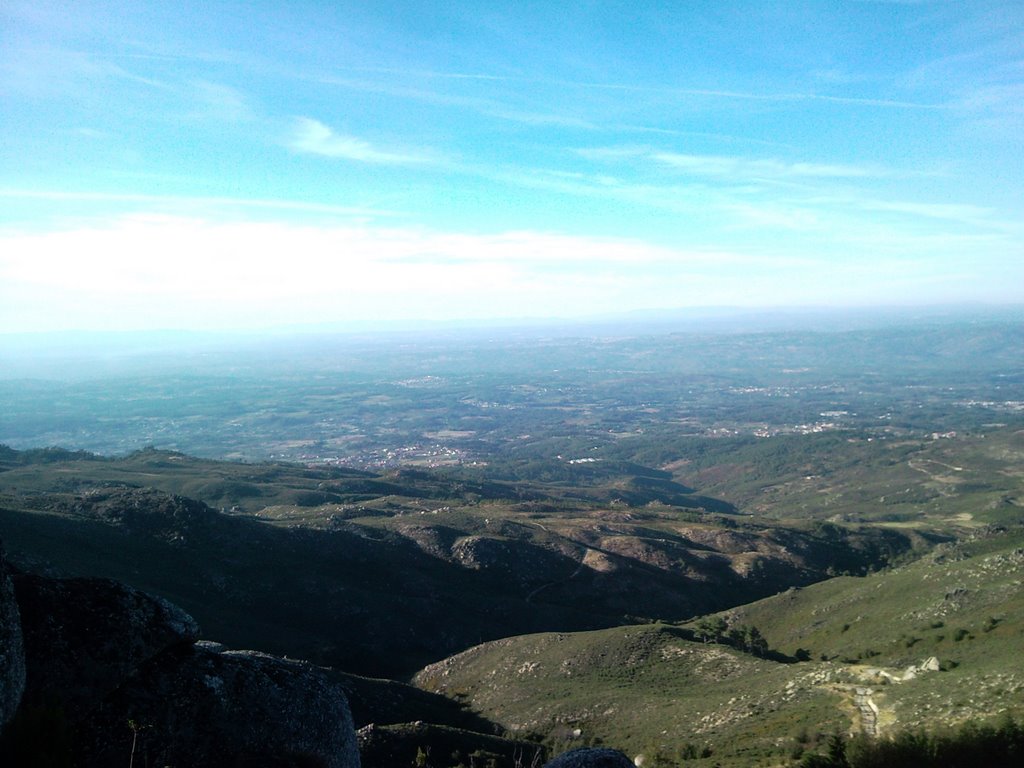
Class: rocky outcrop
900,656,940,681
13,572,199,713
1,558,359,768
85,643,359,768
0,545,25,732
64,486,219,537
544,747,635,767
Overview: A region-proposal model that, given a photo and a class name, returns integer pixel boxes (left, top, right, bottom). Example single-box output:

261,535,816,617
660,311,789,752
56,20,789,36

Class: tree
696,616,727,644
727,626,747,650
747,626,768,657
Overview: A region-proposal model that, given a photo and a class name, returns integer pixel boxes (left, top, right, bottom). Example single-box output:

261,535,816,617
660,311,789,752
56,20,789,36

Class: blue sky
2,0,1022,332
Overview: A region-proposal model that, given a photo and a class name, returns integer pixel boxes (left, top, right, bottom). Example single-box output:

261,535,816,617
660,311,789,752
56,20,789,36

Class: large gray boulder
12,572,200,714
545,747,635,768
84,642,360,768
5,566,358,767
0,544,25,732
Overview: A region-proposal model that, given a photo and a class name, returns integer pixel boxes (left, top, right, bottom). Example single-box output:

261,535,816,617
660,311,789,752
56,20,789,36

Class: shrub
800,717,1024,768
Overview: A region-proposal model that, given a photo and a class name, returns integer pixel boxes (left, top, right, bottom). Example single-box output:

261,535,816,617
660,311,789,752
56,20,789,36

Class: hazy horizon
3,2,1023,333
2,301,1021,338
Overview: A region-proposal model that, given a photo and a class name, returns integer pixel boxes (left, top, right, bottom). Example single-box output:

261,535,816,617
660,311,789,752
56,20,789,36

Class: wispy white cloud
307,69,947,155
810,68,870,86
855,199,1007,229
1,40,254,129
288,117,429,164
190,80,255,122
317,75,595,130
574,146,648,161
327,65,512,82
578,146,891,180
492,152,1015,251
956,83,1024,115
72,127,111,139
653,152,880,179
322,66,949,111
479,107,596,129
723,202,825,232
570,82,948,110
0,188,396,219
0,43,172,98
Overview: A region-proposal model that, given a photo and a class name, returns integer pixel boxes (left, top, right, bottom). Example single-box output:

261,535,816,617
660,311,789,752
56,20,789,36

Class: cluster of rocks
0,540,359,767
860,655,942,684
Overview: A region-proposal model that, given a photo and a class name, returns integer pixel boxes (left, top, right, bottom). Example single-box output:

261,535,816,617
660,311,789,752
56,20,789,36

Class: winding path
852,687,879,737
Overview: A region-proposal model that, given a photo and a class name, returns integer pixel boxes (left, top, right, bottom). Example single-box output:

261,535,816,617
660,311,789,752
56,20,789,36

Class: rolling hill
412,525,1024,766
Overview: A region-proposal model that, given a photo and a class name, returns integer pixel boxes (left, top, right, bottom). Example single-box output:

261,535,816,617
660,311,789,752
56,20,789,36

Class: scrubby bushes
800,717,1024,767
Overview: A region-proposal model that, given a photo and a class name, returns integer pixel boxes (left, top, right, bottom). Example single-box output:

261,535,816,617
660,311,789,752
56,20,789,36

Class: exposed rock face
450,535,577,587
3,566,359,768
85,643,360,768
65,486,219,537
13,572,200,713
544,747,635,767
901,655,942,681
0,544,25,732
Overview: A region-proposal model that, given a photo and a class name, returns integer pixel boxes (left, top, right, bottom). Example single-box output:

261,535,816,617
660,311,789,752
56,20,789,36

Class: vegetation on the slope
799,716,1024,768
413,623,849,766
711,525,1024,733
414,526,1024,765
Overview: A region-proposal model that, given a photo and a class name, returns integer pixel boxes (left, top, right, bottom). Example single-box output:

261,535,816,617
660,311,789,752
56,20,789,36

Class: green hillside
413,526,1024,766
616,428,1024,530
414,623,845,766
714,526,1024,734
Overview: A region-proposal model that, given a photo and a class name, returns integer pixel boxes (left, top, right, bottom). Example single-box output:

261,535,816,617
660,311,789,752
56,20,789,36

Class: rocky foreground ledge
0,539,358,767
1,539,636,768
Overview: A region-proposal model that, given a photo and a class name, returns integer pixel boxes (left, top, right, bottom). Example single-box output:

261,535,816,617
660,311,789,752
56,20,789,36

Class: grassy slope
717,526,1024,733
414,624,846,766
413,527,1024,766
661,428,1024,529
